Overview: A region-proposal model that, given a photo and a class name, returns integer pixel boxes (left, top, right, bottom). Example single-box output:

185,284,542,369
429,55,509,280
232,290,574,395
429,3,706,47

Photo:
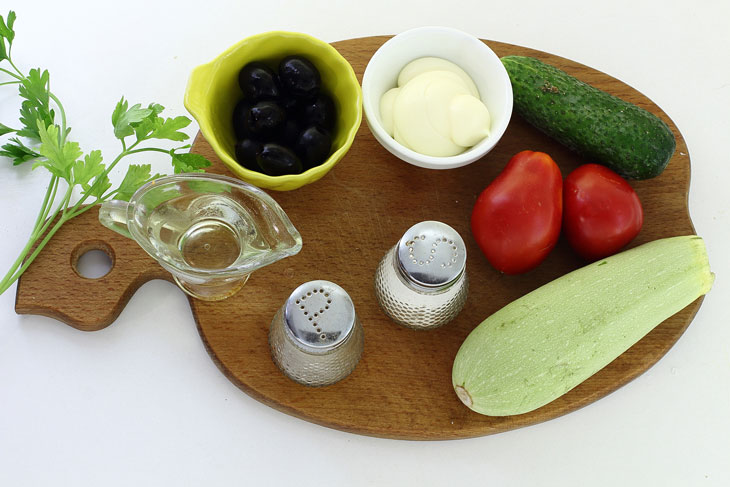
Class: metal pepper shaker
374,221,468,330
269,280,364,387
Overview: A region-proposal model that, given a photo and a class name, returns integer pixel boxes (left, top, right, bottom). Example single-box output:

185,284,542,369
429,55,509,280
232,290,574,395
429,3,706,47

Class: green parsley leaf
82,173,112,199
148,116,190,142
34,122,81,178
0,11,15,44
17,99,54,140
18,69,51,111
132,105,163,141
147,103,164,117
131,104,190,143
5,11,15,37
0,11,15,61
114,164,161,201
171,152,211,173
72,150,105,189
111,97,152,139
16,69,55,141
133,118,156,141
0,137,40,165
0,122,16,136
111,97,128,129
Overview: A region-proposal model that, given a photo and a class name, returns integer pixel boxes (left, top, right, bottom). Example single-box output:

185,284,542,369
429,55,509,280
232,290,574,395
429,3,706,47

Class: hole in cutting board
75,250,113,279
71,240,115,279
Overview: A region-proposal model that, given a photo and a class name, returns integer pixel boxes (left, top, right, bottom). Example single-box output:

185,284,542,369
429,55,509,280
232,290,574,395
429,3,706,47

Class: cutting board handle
15,206,172,331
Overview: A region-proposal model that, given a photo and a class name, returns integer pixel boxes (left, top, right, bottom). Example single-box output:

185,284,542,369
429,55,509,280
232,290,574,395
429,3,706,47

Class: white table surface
1,1,729,485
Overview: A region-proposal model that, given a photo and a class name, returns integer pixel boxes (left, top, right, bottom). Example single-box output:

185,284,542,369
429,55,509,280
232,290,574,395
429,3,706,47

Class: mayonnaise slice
393,72,466,157
379,57,491,157
449,94,491,147
397,57,480,98
379,87,400,136
423,71,471,140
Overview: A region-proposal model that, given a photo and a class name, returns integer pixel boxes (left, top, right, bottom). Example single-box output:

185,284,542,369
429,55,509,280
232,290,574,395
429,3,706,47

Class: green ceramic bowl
184,31,362,191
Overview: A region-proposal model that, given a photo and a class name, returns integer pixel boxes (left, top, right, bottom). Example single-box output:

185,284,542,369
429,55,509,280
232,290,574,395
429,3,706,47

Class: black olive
277,118,302,147
279,94,301,117
257,143,303,176
238,62,280,101
295,126,332,169
278,56,321,99
234,138,262,171
300,93,336,130
232,99,252,139
246,100,286,138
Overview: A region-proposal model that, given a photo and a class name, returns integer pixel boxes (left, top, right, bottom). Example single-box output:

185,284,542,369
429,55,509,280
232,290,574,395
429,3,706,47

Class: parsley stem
58,184,74,217
0,178,65,295
40,177,61,226
0,236,37,294
0,66,22,80
0,180,77,294
34,203,61,243
6,57,23,77
0,174,58,290
0,212,71,295
69,140,186,214
67,150,129,213
30,175,58,237
32,184,69,246
66,198,103,221
48,92,67,145
126,139,141,151
125,147,171,156
0,230,41,295
0,80,21,87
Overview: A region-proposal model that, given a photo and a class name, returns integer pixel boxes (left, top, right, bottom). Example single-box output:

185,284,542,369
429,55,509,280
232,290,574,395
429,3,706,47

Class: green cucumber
501,55,676,180
452,236,713,416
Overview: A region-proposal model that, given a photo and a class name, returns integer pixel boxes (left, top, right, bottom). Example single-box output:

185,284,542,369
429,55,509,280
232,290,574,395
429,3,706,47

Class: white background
1,1,729,485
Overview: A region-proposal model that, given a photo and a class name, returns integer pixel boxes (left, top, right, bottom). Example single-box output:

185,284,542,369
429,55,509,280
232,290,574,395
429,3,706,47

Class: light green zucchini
452,236,713,416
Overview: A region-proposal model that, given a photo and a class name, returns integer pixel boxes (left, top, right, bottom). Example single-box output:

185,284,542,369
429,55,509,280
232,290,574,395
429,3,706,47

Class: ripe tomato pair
471,151,643,274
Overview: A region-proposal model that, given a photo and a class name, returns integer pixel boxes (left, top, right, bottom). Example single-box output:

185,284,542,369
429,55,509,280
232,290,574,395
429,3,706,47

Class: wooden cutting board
15,36,701,440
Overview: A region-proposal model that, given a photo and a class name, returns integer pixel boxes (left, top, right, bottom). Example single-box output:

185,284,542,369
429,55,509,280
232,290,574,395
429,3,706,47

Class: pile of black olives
232,56,336,176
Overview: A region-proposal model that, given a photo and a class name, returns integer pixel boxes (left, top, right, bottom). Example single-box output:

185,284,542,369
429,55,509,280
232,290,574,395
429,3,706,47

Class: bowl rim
361,26,513,169
184,30,363,190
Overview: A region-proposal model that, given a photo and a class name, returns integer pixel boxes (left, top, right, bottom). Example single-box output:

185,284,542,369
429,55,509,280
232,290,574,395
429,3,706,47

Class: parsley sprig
0,11,210,295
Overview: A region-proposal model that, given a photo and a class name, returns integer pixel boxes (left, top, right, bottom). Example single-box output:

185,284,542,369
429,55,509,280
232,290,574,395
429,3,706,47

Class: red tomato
471,151,563,274
563,163,643,261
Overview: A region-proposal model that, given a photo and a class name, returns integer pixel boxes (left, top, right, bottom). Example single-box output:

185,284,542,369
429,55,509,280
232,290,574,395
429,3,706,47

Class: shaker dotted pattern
405,234,460,271
294,287,334,343
374,247,469,330
269,307,364,387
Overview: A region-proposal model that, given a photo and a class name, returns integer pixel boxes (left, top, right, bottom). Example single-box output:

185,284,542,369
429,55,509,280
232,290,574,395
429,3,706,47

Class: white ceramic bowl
362,26,513,169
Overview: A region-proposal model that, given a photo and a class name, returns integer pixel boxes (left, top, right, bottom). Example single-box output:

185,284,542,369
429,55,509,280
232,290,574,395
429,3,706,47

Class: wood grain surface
15,36,701,440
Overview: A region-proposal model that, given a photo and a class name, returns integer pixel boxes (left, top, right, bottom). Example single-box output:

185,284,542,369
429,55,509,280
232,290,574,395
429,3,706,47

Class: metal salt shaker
374,221,468,330
269,280,364,387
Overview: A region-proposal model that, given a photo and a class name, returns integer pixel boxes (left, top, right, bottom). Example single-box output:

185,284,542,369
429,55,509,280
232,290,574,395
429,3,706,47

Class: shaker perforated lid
396,221,467,288
284,280,356,351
